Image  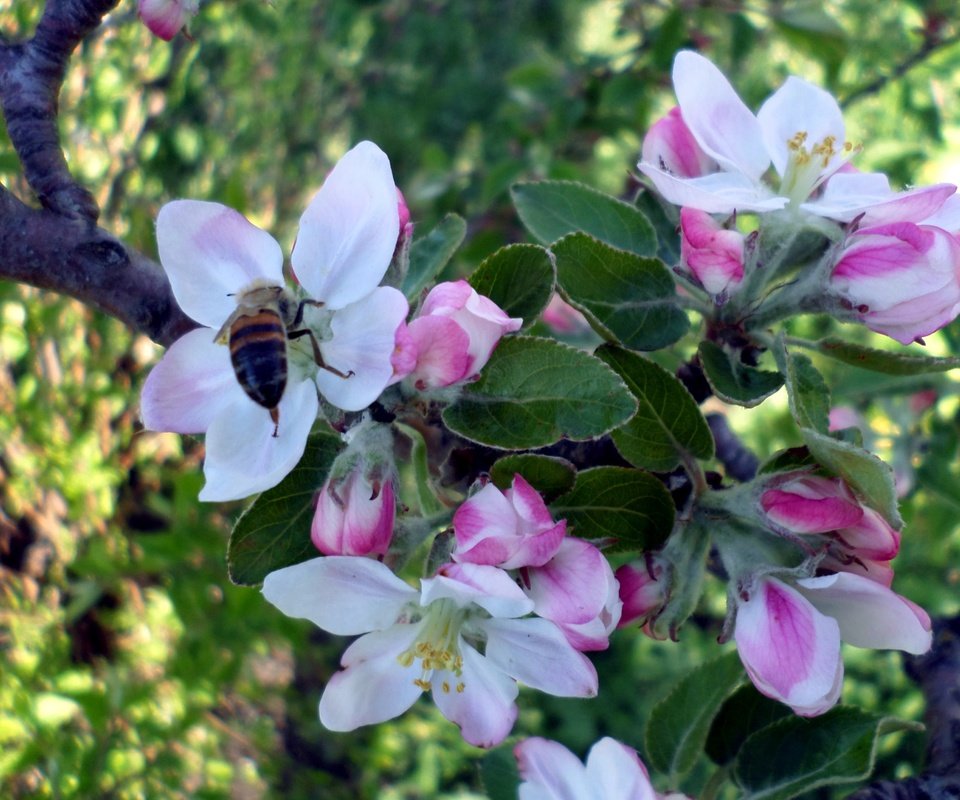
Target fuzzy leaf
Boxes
[227,429,341,586]
[442,336,637,450]
[597,344,714,472]
[489,454,577,501]
[403,213,467,301]
[511,179,657,256]
[699,341,784,408]
[705,684,792,766]
[803,337,960,375]
[468,243,555,329]
[553,233,688,351]
[550,466,675,550]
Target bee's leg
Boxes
[288,329,355,379]
[270,406,280,438]
[290,299,324,328]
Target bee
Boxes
[215,283,348,437]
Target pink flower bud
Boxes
[760,475,863,534]
[541,293,590,335]
[311,470,395,557]
[138,0,198,40]
[830,222,960,344]
[407,280,522,389]
[615,559,667,628]
[396,188,414,252]
[641,107,716,179]
[679,207,745,296]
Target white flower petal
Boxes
[587,738,657,800]
[797,573,932,654]
[422,563,534,619]
[317,287,409,411]
[757,76,845,179]
[515,737,594,800]
[292,141,400,309]
[672,50,769,180]
[198,378,318,501]
[140,328,241,433]
[483,617,597,697]
[432,639,519,748]
[157,200,284,328]
[319,625,424,731]
[262,556,417,635]
[638,163,786,215]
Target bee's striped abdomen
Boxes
[229,309,288,411]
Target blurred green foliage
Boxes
[2,0,960,797]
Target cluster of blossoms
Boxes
[141,141,519,502]
[641,50,960,344]
[731,473,931,716]
[262,474,616,747]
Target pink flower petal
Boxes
[406,315,471,389]
[641,106,717,180]
[424,563,533,619]
[156,200,284,329]
[453,482,520,564]
[516,737,594,798]
[734,578,843,716]
[291,141,400,309]
[761,475,864,533]
[527,538,610,625]
[679,207,745,295]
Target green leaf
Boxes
[511,180,657,256]
[698,341,784,408]
[442,335,637,450]
[648,516,712,640]
[403,213,467,301]
[645,651,746,782]
[775,342,831,434]
[489,454,576,501]
[468,243,555,329]
[553,233,688,351]
[705,684,792,766]
[734,708,921,800]
[227,429,341,586]
[550,466,674,550]
[480,745,520,800]
[634,188,680,265]
[802,337,960,375]
[393,422,443,516]
[800,427,902,528]
[597,344,714,472]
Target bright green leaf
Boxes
[227,429,341,586]
[403,213,467,301]
[645,651,745,781]
[550,466,674,550]
[442,336,637,450]
[553,233,688,351]
[735,708,921,800]
[511,180,657,256]
[699,341,784,408]
[468,243,555,328]
[597,344,714,472]
[490,454,576,500]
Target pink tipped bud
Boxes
[641,107,716,179]
[679,207,745,296]
[615,559,667,628]
[829,222,960,345]
[760,475,863,534]
[138,0,198,40]
[396,188,414,251]
[311,470,395,557]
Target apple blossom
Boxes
[828,221,960,345]
[138,0,198,40]
[734,573,931,716]
[616,559,667,629]
[639,51,955,220]
[140,141,408,501]
[516,736,677,800]
[679,207,745,296]
[262,557,598,747]
[403,280,522,389]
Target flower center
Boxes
[398,598,468,695]
[779,131,856,205]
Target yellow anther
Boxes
[414,678,431,691]
[441,681,451,694]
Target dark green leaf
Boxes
[648,516,712,640]
[735,708,921,800]
[393,422,443,516]
[442,336,637,450]
[550,466,674,550]
[804,337,960,375]
[699,341,784,408]
[634,188,680,266]
[597,344,714,472]
[775,343,831,434]
[490,454,576,501]
[553,233,688,351]
[511,180,657,256]
[706,684,792,766]
[645,651,745,781]
[227,429,341,586]
[480,745,520,800]
[468,243,555,329]
[403,213,467,301]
